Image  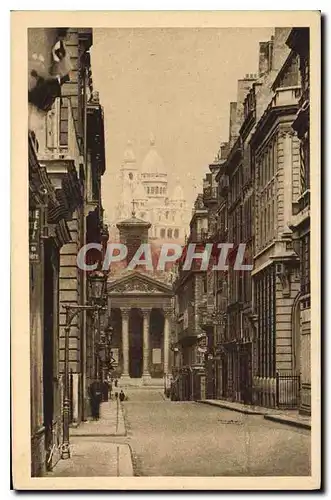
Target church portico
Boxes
[107,271,174,386]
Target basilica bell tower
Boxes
[116,203,151,266]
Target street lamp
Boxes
[61,270,108,460]
[88,270,107,304]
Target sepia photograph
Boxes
[11,10,320,490]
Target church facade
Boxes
[107,271,174,385]
[114,136,191,243]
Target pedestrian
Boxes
[119,389,125,402]
[114,391,118,400]
[114,378,118,388]
[108,378,113,399]
[102,379,109,402]
[89,380,102,420]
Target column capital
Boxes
[121,308,130,320]
[163,307,173,318]
[279,126,296,139]
[140,307,150,318]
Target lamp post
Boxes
[61,270,107,460]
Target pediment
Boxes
[107,271,173,296]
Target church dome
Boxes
[172,182,184,201]
[141,135,166,175]
[123,140,136,163]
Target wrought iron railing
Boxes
[276,373,300,409]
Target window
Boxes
[151,187,155,194]
[160,228,166,238]
[255,266,276,378]
[167,228,172,239]
[174,228,179,239]
[128,172,133,180]
[300,134,310,193]
[301,233,310,296]
[147,187,150,194]
[203,275,207,294]
[166,211,169,220]
[59,99,68,146]
[155,186,159,194]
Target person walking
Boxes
[108,378,113,400]
[102,379,109,402]
[119,389,125,402]
[89,380,102,420]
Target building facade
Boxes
[172,194,210,401]
[286,27,311,415]
[29,27,107,476]
[171,28,311,416]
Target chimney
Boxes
[220,142,229,160]
[272,27,292,71]
[229,102,238,144]
[236,76,256,125]
[259,40,273,76]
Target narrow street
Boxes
[122,389,311,477]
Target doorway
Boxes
[129,309,143,378]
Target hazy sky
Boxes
[91,27,273,224]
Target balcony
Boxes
[218,175,229,197]
[36,97,82,169]
[203,186,218,203]
[188,229,209,244]
[270,86,301,109]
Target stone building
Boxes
[286,28,311,415]
[176,28,311,414]
[250,30,303,408]
[107,212,174,386]
[114,136,191,244]
[28,28,107,476]
[172,194,210,401]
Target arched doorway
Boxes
[149,309,164,378]
[129,309,143,378]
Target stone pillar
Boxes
[121,309,130,378]
[164,312,171,375]
[142,309,151,382]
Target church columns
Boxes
[164,311,171,376]
[121,309,130,377]
[142,308,151,380]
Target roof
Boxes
[141,135,166,175]
[116,213,151,228]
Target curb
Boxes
[197,400,265,415]
[69,432,127,437]
[118,444,134,476]
[264,414,311,430]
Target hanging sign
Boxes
[29,208,41,263]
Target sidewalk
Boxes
[71,399,126,437]
[198,399,311,430]
[48,400,133,477]
[48,440,133,477]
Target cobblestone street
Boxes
[123,389,311,477]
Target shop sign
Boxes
[29,208,41,262]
